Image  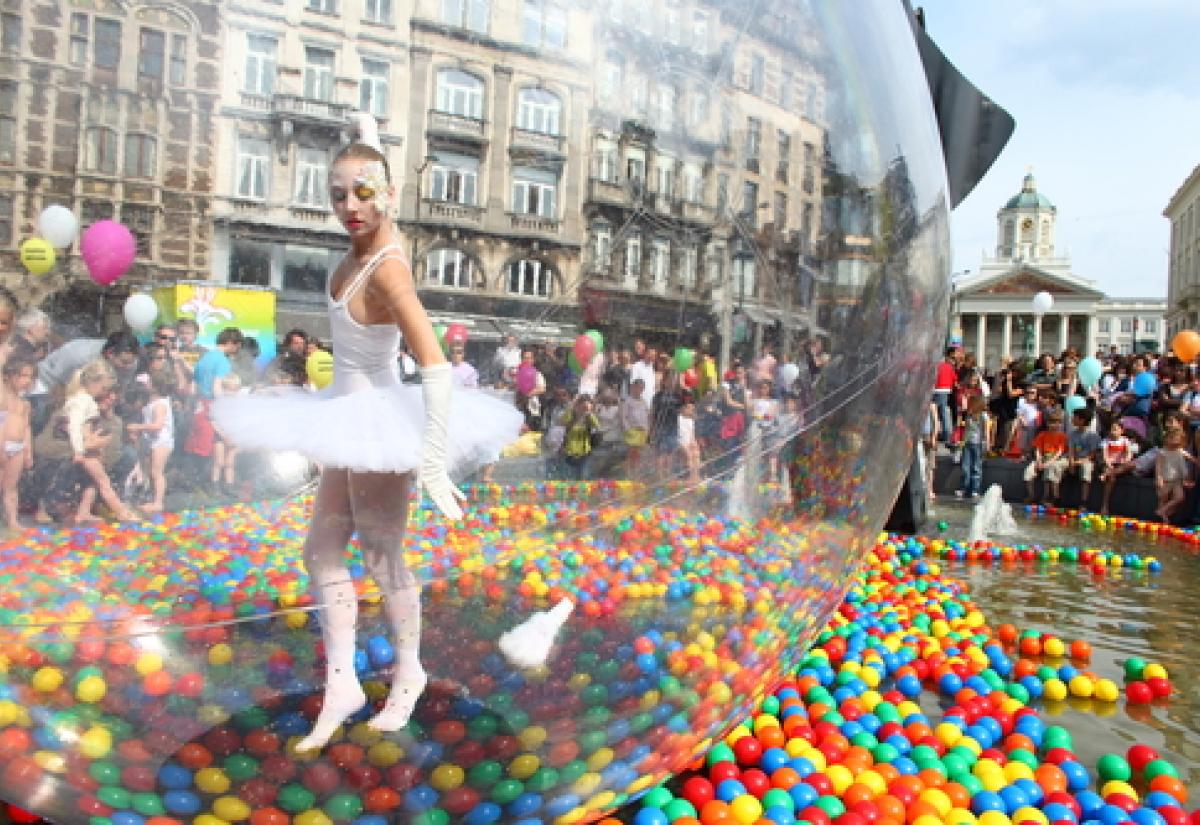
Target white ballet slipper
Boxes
[498,598,575,670]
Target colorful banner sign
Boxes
[153,282,277,361]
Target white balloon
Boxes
[779,362,801,386]
[37,204,79,248]
[123,293,159,331]
[1031,291,1054,315]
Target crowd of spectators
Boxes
[928,344,1200,522]
[0,283,825,527]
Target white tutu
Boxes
[212,384,523,476]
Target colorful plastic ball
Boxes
[1096,755,1133,783]
[1126,683,1154,705]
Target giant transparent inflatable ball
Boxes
[0,1,949,822]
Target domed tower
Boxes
[995,169,1057,262]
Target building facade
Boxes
[951,172,1165,367]
[0,0,222,329]
[1165,162,1200,339]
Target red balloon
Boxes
[573,333,595,369]
[683,367,698,388]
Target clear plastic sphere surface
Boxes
[0,0,949,822]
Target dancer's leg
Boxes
[347,471,427,732]
[295,468,364,751]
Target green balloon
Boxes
[673,347,695,372]
[586,329,604,353]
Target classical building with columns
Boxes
[950,172,1165,369]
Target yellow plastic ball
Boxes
[212,796,252,822]
[75,675,107,703]
[1012,807,1048,825]
[1101,780,1139,801]
[826,764,854,795]
[1094,679,1120,702]
[945,808,978,825]
[429,763,465,791]
[729,794,764,824]
[367,740,404,767]
[294,811,333,825]
[32,667,64,693]
[77,726,112,759]
[978,810,1012,825]
[208,643,233,666]
[1144,663,1169,680]
[913,815,944,825]
[194,767,232,795]
[1042,638,1066,657]
[509,753,541,780]
[518,725,548,751]
[1043,679,1068,702]
[134,652,164,676]
[919,788,953,817]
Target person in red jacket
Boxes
[933,347,959,446]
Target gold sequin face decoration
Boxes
[353,161,391,212]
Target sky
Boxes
[915,0,1200,298]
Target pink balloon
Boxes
[573,333,595,369]
[516,363,538,395]
[80,220,136,286]
[446,323,468,346]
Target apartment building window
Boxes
[304,48,335,101]
[592,140,617,182]
[749,53,765,95]
[95,19,121,70]
[360,59,389,118]
[124,134,157,179]
[441,0,489,33]
[625,155,644,190]
[230,238,272,287]
[706,244,723,289]
[776,131,790,183]
[591,223,612,267]
[680,245,697,289]
[307,0,337,14]
[732,253,756,300]
[740,181,758,226]
[170,34,187,85]
[1,13,21,54]
[0,195,11,246]
[624,238,641,283]
[426,248,476,289]
[435,69,484,119]
[651,238,670,290]
[294,148,329,208]
[1144,319,1157,334]
[364,0,393,24]
[655,85,675,132]
[692,11,709,52]
[235,137,270,200]
[0,82,13,165]
[683,165,702,203]
[122,204,155,258]
[511,167,556,218]
[1120,318,1133,334]
[522,0,566,50]
[516,88,561,135]
[1098,319,1110,334]
[780,69,794,110]
[284,245,335,293]
[84,127,119,174]
[244,35,278,96]
[69,14,88,66]
[138,28,165,80]
[507,259,552,298]
[801,202,813,246]
[773,192,787,230]
[745,117,761,167]
[429,153,479,205]
[655,160,674,199]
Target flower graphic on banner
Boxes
[180,286,235,332]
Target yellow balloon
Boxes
[307,349,334,389]
[20,238,56,275]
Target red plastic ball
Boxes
[682,776,716,808]
[740,768,771,798]
[1146,678,1173,699]
[1126,682,1155,704]
[1127,744,1161,772]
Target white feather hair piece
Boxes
[347,111,384,153]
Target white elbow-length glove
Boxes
[418,363,466,521]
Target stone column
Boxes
[1032,315,1043,357]
[401,46,433,223]
[1086,315,1099,359]
[976,312,988,370]
[1058,313,1069,354]
[486,66,515,215]
[1001,314,1012,361]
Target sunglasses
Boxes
[158,334,176,342]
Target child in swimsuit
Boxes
[0,358,35,529]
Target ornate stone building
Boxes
[1165,162,1200,339]
[0,0,221,328]
[951,172,1164,366]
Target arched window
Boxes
[516,87,561,135]
[124,133,157,178]
[435,69,485,119]
[426,248,478,289]
[1002,219,1015,251]
[507,258,553,298]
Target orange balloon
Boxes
[1173,330,1200,362]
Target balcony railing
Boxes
[510,126,565,154]
[587,177,626,206]
[272,94,350,124]
[508,212,561,236]
[424,200,485,226]
[681,201,715,226]
[428,109,487,140]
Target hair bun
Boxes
[347,111,383,153]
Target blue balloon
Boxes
[1064,395,1087,415]
[1079,356,1103,388]
[1133,371,1157,396]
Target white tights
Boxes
[295,471,427,752]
